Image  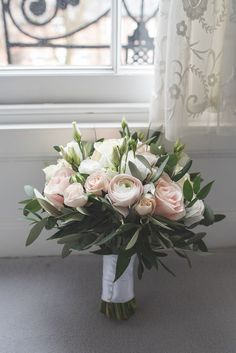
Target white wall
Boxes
[0,104,235,257]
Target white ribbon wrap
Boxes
[101,254,136,303]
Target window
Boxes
[0,0,158,104]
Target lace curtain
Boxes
[149,0,236,141]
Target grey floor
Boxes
[0,250,236,353]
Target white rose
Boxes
[184,200,205,227]
[121,151,150,180]
[79,159,102,175]
[91,139,123,168]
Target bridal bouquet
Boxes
[21,120,225,320]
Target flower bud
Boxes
[72,121,81,143]
[112,146,121,169]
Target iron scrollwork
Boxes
[1,0,158,65]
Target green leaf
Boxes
[183,179,193,201]
[76,207,90,216]
[151,156,169,183]
[91,248,113,255]
[96,224,138,246]
[186,197,198,208]
[114,254,131,282]
[57,233,82,244]
[137,260,144,280]
[214,214,226,223]
[149,216,172,230]
[158,259,176,277]
[61,212,84,223]
[197,239,208,252]
[19,199,32,205]
[45,217,57,230]
[128,161,144,181]
[26,218,47,246]
[136,154,152,171]
[203,204,215,225]
[193,175,201,194]
[172,160,192,182]
[61,244,72,258]
[24,185,35,198]
[23,199,41,215]
[197,181,214,200]
[125,228,140,250]
[53,145,61,152]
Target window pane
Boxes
[121,0,158,66]
[0,0,111,66]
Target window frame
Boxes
[0,0,155,105]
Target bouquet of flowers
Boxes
[21,120,225,320]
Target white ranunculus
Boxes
[43,159,72,182]
[79,159,102,175]
[108,174,143,207]
[121,151,150,180]
[184,200,205,227]
[91,139,123,168]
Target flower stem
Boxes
[100,298,136,320]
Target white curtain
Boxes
[149,0,236,141]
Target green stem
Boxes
[100,298,136,320]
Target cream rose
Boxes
[44,167,73,209]
[78,159,102,175]
[64,183,88,208]
[135,194,156,216]
[154,173,186,221]
[85,171,109,196]
[108,174,143,207]
[184,200,205,227]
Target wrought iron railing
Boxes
[1,0,158,65]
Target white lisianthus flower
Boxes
[184,200,205,227]
[79,159,102,175]
[121,151,151,180]
[61,141,83,164]
[91,139,123,168]
[43,159,72,182]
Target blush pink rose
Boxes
[64,183,88,208]
[84,171,109,196]
[44,167,73,209]
[135,194,156,216]
[108,174,143,207]
[154,173,186,221]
